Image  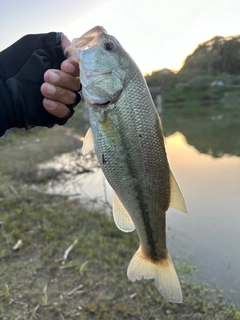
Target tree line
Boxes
[145,34,240,91]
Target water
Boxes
[166,132,240,305]
[162,103,240,305]
[41,103,240,305]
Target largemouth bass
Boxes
[66,26,187,303]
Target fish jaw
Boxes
[78,25,106,40]
[64,26,106,60]
[80,69,125,106]
[81,72,112,105]
[79,49,126,106]
[71,26,107,51]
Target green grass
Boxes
[162,86,240,104]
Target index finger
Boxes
[61,59,80,77]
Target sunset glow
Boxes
[1,0,240,74]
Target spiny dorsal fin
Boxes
[112,192,135,232]
[82,127,94,156]
[169,171,187,213]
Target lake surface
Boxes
[166,132,240,305]
[42,103,240,306]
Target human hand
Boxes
[40,35,81,118]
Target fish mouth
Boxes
[72,26,107,52]
[82,87,112,107]
[81,71,113,106]
[64,26,107,58]
[94,100,111,107]
[80,26,106,39]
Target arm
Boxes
[0,32,80,137]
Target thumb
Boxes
[61,34,71,53]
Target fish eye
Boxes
[103,41,114,51]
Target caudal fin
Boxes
[127,247,182,303]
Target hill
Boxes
[181,35,240,76]
[145,34,240,103]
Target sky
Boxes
[1,0,240,74]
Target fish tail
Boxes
[127,246,182,303]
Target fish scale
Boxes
[66,25,187,303]
[88,75,169,245]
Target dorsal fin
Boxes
[82,127,94,156]
[112,192,135,232]
[169,171,187,213]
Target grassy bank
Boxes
[0,110,240,319]
[161,86,240,105]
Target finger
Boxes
[61,59,79,77]
[43,98,71,118]
[43,69,80,91]
[41,83,77,105]
[61,34,71,52]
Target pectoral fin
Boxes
[112,192,135,232]
[169,171,187,213]
[82,127,94,156]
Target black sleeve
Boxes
[0,32,75,137]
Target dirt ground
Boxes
[0,109,240,320]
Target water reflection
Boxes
[161,103,240,157]
[165,131,240,306]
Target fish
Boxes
[65,26,187,303]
